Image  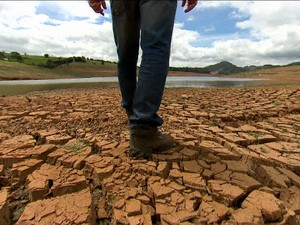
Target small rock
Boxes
[27,163,88,201]
[157,162,170,179]
[280,186,300,214]
[16,189,94,224]
[11,159,43,183]
[126,199,142,216]
[208,180,245,206]
[149,182,174,199]
[198,195,230,224]
[231,206,263,224]
[181,160,202,173]
[182,172,206,191]
[242,190,285,222]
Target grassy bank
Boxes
[0,59,118,80]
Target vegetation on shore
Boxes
[0,51,117,80]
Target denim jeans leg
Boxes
[129,0,177,128]
[111,0,140,113]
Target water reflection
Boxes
[0,76,261,96]
[165,76,258,88]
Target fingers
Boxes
[100,0,107,10]
[88,0,106,16]
[182,0,187,7]
[184,0,198,13]
[99,9,104,16]
[94,4,104,15]
[98,6,105,16]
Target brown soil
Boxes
[228,65,300,86]
[0,86,300,224]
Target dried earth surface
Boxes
[0,86,300,224]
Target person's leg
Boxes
[111,0,140,114]
[129,0,177,159]
[129,0,177,128]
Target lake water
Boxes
[0,76,262,96]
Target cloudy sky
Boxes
[0,1,300,67]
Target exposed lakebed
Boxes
[0,86,299,224]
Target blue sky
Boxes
[177,4,253,48]
[179,6,247,36]
[0,1,300,67]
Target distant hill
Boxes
[204,61,246,75]
[170,61,300,75]
[169,61,248,75]
[287,62,300,66]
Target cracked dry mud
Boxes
[0,86,300,225]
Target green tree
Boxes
[10,52,22,61]
[0,51,5,59]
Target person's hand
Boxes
[88,0,107,16]
[182,0,198,13]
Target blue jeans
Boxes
[111,0,177,128]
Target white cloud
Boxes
[0,1,116,61]
[0,1,300,68]
[204,26,215,33]
[197,1,232,10]
[187,15,195,22]
[173,1,300,67]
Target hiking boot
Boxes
[129,127,174,159]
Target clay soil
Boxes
[0,85,300,225]
[228,65,300,87]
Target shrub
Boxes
[73,56,86,62]
[45,57,74,68]
[10,52,23,61]
[0,51,5,59]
